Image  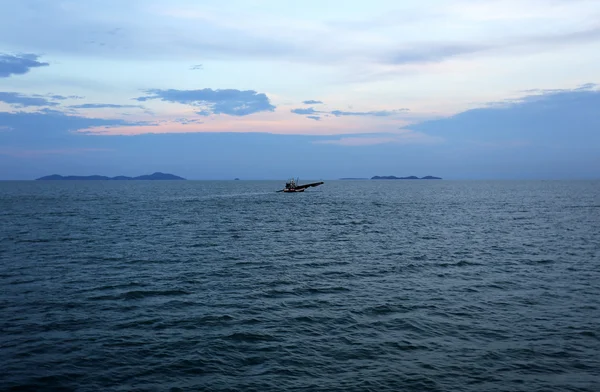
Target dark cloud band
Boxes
[0,92,58,107]
[135,88,276,116]
[0,54,49,78]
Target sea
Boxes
[1,180,599,391]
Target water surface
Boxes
[1,180,599,391]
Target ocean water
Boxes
[1,180,599,391]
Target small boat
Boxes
[277,177,324,193]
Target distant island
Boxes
[371,175,442,180]
[36,172,186,180]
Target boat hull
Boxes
[277,179,323,193]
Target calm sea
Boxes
[1,180,599,391]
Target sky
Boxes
[1,0,599,180]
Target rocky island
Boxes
[36,172,186,180]
[371,175,442,180]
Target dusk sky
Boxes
[1,0,599,179]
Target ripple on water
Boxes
[1,180,599,391]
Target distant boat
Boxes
[277,177,324,193]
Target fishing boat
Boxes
[277,177,324,193]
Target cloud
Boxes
[303,100,323,104]
[0,2,306,63]
[314,132,443,146]
[407,84,600,146]
[387,43,488,65]
[307,116,321,121]
[575,83,598,91]
[291,107,318,115]
[174,118,204,125]
[327,7,439,31]
[510,82,598,103]
[47,94,84,100]
[0,53,49,78]
[69,103,143,109]
[0,110,145,140]
[385,26,600,65]
[330,109,409,117]
[0,147,113,158]
[190,64,203,70]
[135,88,276,116]
[291,106,411,117]
[1,2,598,72]
[0,92,59,107]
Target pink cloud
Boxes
[75,109,429,136]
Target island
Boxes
[371,175,442,180]
[36,172,186,180]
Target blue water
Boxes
[1,180,599,391]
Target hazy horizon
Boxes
[5,174,600,181]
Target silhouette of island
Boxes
[36,172,186,180]
[371,175,442,180]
